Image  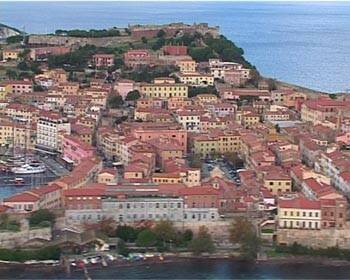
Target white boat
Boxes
[11,163,46,174]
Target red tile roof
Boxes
[278,197,321,210]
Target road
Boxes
[39,156,69,177]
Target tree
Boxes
[6,69,18,80]
[152,37,166,51]
[329,93,337,100]
[153,220,176,244]
[117,240,129,257]
[108,95,124,108]
[28,209,55,227]
[229,217,261,260]
[188,86,218,98]
[267,78,277,91]
[189,226,215,255]
[114,57,124,69]
[141,37,148,44]
[274,124,281,133]
[189,153,203,168]
[126,90,141,101]
[136,229,157,247]
[189,47,215,62]
[6,35,23,44]
[157,29,166,38]
[174,229,194,247]
[18,49,30,61]
[224,152,243,168]
[116,225,139,242]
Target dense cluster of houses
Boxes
[1,24,350,247]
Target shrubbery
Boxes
[276,242,350,261]
[55,28,121,38]
[0,246,61,262]
[28,209,55,228]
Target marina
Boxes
[0,170,58,199]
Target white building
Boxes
[65,196,219,225]
[36,112,70,154]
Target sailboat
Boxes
[9,120,47,175]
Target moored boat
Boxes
[11,163,46,174]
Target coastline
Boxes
[1,253,350,275]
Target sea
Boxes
[2,1,350,93]
[3,259,350,279]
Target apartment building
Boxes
[92,53,115,68]
[139,78,188,99]
[278,197,321,230]
[177,59,196,73]
[192,130,241,158]
[124,49,151,68]
[36,112,71,153]
[177,72,214,87]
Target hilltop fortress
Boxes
[27,22,220,48]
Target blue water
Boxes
[2,1,350,92]
[0,171,57,199]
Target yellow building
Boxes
[195,94,218,104]
[278,197,321,230]
[178,72,214,87]
[152,173,182,184]
[177,59,196,73]
[264,172,292,195]
[193,130,241,158]
[0,119,35,149]
[140,81,188,99]
[241,112,260,128]
[2,49,21,60]
[0,83,12,100]
[300,98,345,125]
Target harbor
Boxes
[0,170,58,199]
[0,153,69,199]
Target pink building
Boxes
[5,80,33,94]
[62,134,95,165]
[30,46,70,61]
[163,45,188,56]
[114,79,135,100]
[336,132,350,145]
[124,49,151,68]
[92,54,115,68]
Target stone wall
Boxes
[277,224,350,249]
[0,227,52,249]
[28,35,135,48]
[174,220,231,241]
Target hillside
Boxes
[0,23,22,41]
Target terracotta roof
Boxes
[4,192,39,203]
[179,187,219,196]
[278,197,321,210]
